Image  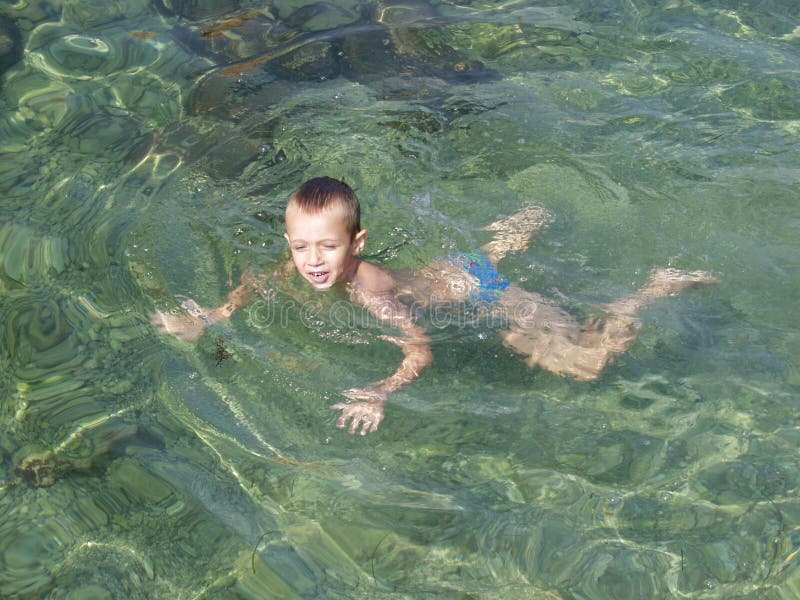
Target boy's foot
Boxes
[480,203,553,233]
[480,203,553,263]
[605,268,718,316]
[644,268,719,298]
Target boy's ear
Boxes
[352,229,367,254]
[283,232,290,244]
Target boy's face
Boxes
[284,202,367,290]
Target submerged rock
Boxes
[169,8,288,64]
[157,112,283,179]
[154,0,241,20]
[169,3,359,68]
[282,1,363,31]
[172,0,500,183]
[339,23,498,101]
[269,40,339,81]
[13,422,142,487]
[341,0,499,87]
[186,1,499,114]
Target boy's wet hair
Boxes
[289,177,361,239]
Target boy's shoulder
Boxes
[352,259,395,296]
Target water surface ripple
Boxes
[1,0,798,598]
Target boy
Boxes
[151,177,715,435]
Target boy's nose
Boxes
[308,248,323,265]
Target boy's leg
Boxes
[497,286,616,382]
[498,296,638,382]
[498,268,716,381]
[479,204,553,264]
[602,268,718,316]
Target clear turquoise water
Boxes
[1,1,799,598]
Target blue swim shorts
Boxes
[448,251,510,302]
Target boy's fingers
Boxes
[330,406,357,431]
[330,404,349,429]
[359,412,382,435]
[330,403,381,435]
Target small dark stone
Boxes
[15,455,62,487]
[214,338,232,366]
[442,59,500,83]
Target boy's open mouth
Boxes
[308,271,330,284]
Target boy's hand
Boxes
[330,389,387,436]
[150,299,213,343]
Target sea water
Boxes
[0,0,798,598]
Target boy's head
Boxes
[284,177,368,290]
[287,177,361,240]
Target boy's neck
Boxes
[342,257,361,285]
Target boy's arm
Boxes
[374,320,433,394]
[151,261,293,342]
[330,293,433,435]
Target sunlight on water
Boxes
[1,0,799,598]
